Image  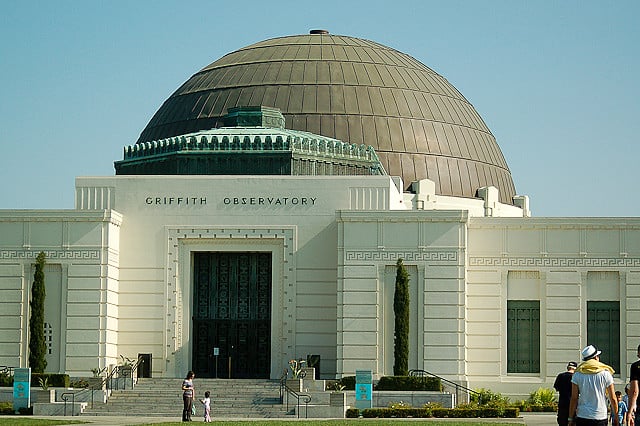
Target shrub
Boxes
[31,373,70,388]
[0,372,13,387]
[363,407,433,418]
[338,376,356,390]
[346,405,518,419]
[38,376,49,391]
[70,379,89,389]
[0,401,14,415]
[345,408,360,418]
[341,374,441,392]
[511,388,557,412]
[388,400,411,409]
[470,388,511,407]
[433,407,519,418]
[424,402,443,410]
[376,375,442,391]
[325,380,346,391]
[18,406,33,415]
[433,407,479,418]
[527,387,557,411]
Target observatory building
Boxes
[1,31,638,398]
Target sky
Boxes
[0,1,638,216]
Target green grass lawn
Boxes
[134,421,523,426]
[0,420,524,426]
[0,419,86,425]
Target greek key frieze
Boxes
[0,250,100,260]
[345,250,458,262]
[469,257,640,267]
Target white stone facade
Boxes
[1,175,638,399]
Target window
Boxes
[507,300,540,373]
[44,322,53,355]
[587,301,620,373]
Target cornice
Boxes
[470,217,640,230]
[337,210,469,223]
[0,210,122,226]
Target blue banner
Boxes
[355,369,372,409]
[13,368,31,413]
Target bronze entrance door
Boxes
[192,252,272,378]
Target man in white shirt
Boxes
[568,345,618,426]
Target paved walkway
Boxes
[1,412,556,425]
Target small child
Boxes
[613,390,627,426]
[200,390,211,422]
[623,383,630,409]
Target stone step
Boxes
[80,378,293,418]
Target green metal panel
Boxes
[115,108,386,177]
[587,301,620,373]
[507,300,540,374]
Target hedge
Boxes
[338,376,356,390]
[375,375,442,391]
[347,407,520,419]
[31,373,70,388]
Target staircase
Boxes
[82,378,292,418]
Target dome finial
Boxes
[309,29,329,35]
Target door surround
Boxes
[165,226,296,378]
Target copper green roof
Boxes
[134,32,516,203]
[116,107,384,176]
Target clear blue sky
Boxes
[1,1,638,216]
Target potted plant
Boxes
[118,355,136,378]
[329,382,346,407]
[33,376,56,403]
[88,367,107,389]
[286,359,306,392]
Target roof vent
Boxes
[309,29,329,35]
[223,106,285,129]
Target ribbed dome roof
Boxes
[137,32,516,203]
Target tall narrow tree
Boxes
[29,251,47,373]
[393,258,410,376]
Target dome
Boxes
[136,32,516,203]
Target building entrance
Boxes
[192,252,272,378]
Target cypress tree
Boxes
[393,258,410,376]
[29,251,47,373]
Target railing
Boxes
[107,355,144,391]
[0,366,14,376]
[409,369,480,405]
[278,370,288,404]
[61,392,76,416]
[83,355,145,409]
[1,360,144,416]
[279,370,311,418]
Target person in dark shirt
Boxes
[554,361,578,426]
[628,345,640,426]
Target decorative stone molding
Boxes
[345,250,458,263]
[0,250,100,260]
[469,256,640,267]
